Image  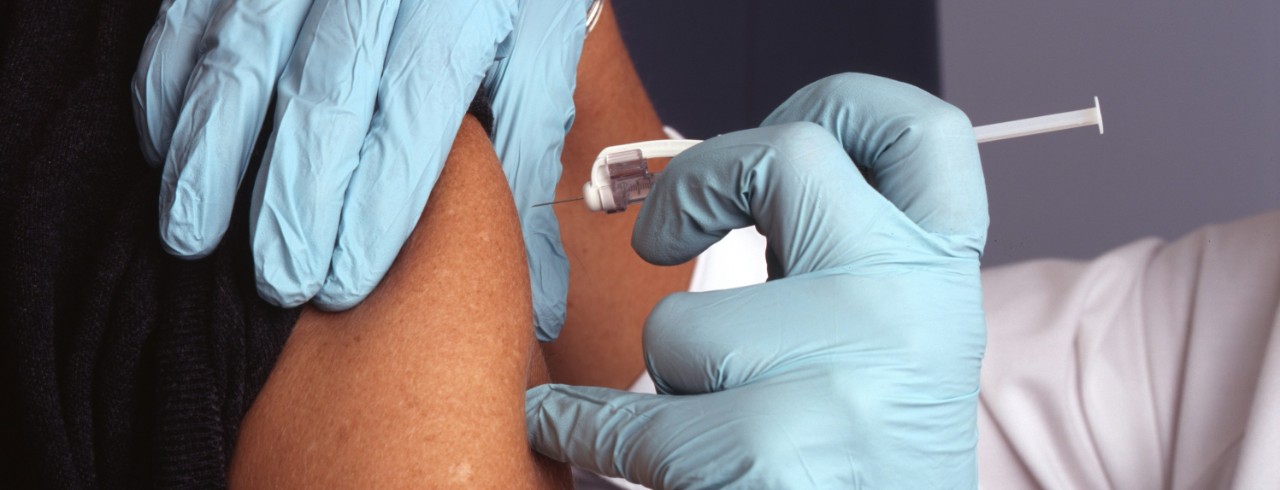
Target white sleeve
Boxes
[978,211,1280,489]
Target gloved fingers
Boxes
[158,0,312,259]
[526,384,698,488]
[633,122,900,277]
[132,0,223,166]
[483,0,590,340]
[309,0,516,310]
[762,73,988,257]
[642,282,829,395]
[517,209,569,342]
[247,0,403,307]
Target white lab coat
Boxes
[602,210,1280,489]
[978,210,1280,488]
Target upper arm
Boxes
[228,116,568,488]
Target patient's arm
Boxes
[230,3,691,483]
[229,116,569,488]
[545,0,697,389]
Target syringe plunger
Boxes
[973,96,1103,143]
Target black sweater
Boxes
[2,0,300,487]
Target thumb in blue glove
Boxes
[525,73,989,488]
[482,0,589,341]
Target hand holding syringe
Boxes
[536,97,1103,212]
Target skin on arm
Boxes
[228,116,570,488]
[545,0,696,390]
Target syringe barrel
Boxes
[600,150,658,213]
[607,173,657,213]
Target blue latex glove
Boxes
[525,74,989,488]
[133,0,585,338]
[481,0,585,340]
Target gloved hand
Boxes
[525,73,989,488]
[133,0,585,339]
[481,0,585,340]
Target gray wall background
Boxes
[940,2,1280,266]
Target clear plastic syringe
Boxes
[540,97,1104,213]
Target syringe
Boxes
[537,97,1103,213]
